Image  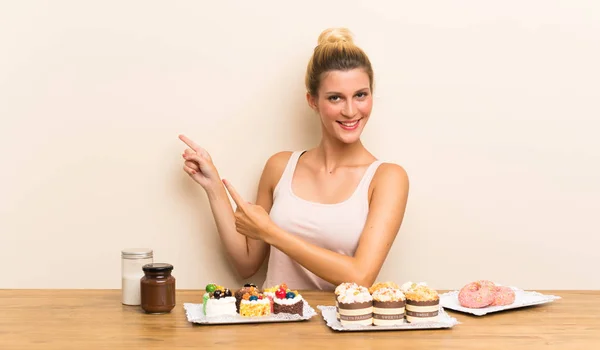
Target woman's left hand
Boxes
[222,179,276,242]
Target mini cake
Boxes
[239,291,271,317]
[202,283,236,317]
[404,285,440,323]
[372,287,406,326]
[369,281,400,295]
[264,282,289,313]
[334,282,358,321]
[400,281,427,294]
[272,287,303,316]
[337,286,373,326]
[234,283,258,313]
[263,282,287,297]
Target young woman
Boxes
[180,28,409,291]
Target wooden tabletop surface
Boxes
[1,289,598,349]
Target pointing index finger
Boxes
[222,179,246,209]
[178,134,200,152]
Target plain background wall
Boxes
[1,1,599,290]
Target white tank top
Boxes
[263,150,383,291]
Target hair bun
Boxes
[317,27,354,46]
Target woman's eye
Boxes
[356,92,368,98]
[328,96,340,102]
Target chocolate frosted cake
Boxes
[372,287,406,326]
[337,286,373,326]
[273,294,303,316]
[404,285,440,323]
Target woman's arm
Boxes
[234,152,291,277]
[180,135,287,278]
[224,163,409,287]
[202,183,268,279]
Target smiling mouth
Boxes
[336,118,362,130]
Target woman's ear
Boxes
[306,92,318,112]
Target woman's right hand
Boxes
[178,134,221,190]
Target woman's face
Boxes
[308,68,373,145]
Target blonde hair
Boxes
[305,28,374,96]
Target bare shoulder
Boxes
[258,151,294,193]
[374,163,409,185]
[369,163,409,198]
[263,151,293,176]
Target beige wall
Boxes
[1,1,599,290]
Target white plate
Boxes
[184,300,317,325]
[439,287,561,316]
[317,305,459,332]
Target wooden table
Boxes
[1,290,598,349]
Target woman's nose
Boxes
[341,101,356,118]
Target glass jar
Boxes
[140,263,176,314]
[121,248,153,305]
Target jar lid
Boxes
[121,248,153,259]
[143,263,173,272]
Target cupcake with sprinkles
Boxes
[337,286,373,326]
[369,281,400,295]
[372,287,406,326]
[334,282,358,321]
[404,284,440,323]
[400,281,427,294]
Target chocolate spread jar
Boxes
[140,263,176,314]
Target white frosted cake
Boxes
[203,296,236,317]
[202,284,236,317]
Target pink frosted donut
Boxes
[490,286,515,306]
[476,280,496,289]
[458,281,496,308]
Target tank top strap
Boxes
[273,150,305,199]
[354,160,384,195]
